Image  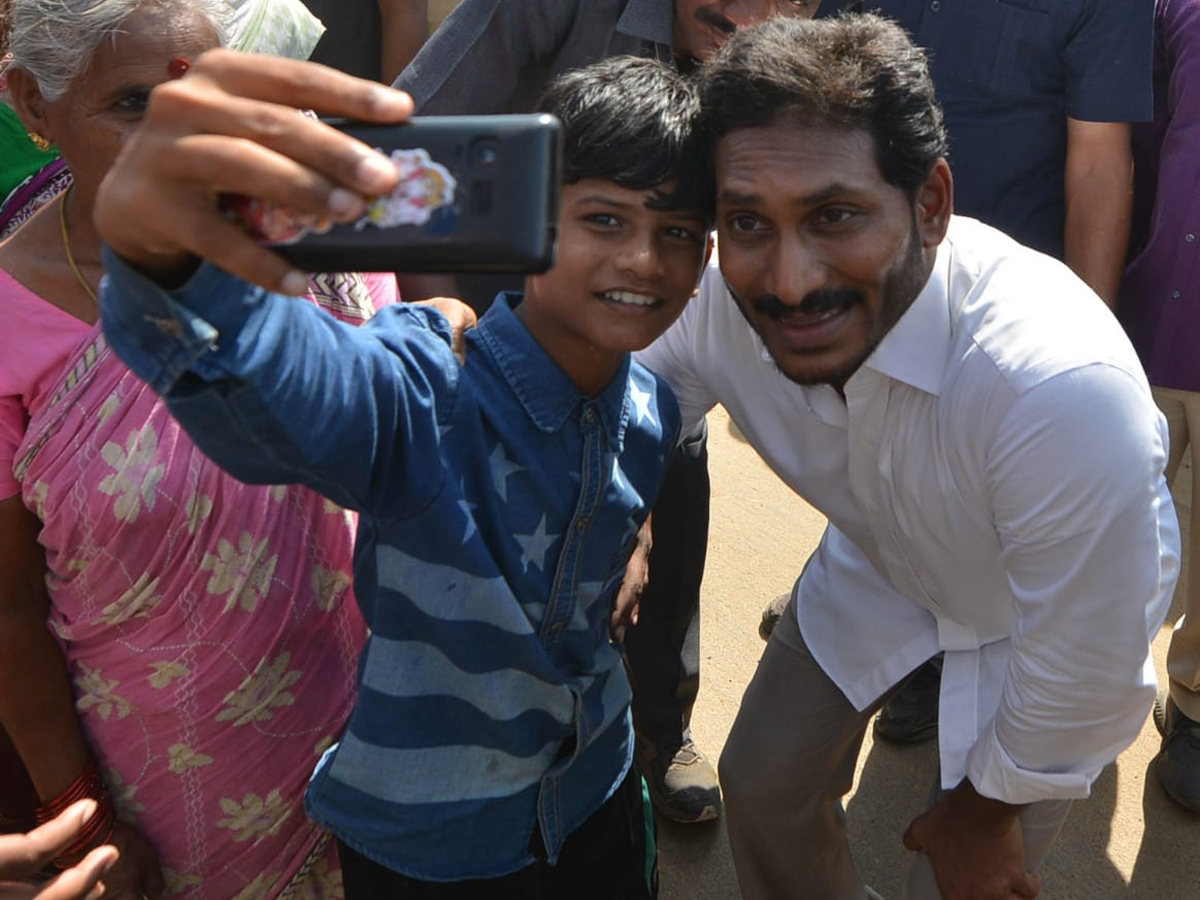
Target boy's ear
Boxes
[693,233,715,297]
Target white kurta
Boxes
[637,216,1179,803]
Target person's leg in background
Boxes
[625,419,720,824]
[1153,385,1200,812]
[873,654,942,745]
[720,590,889,900]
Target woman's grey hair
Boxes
[7,0,233,101]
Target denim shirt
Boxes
[99,256,680,880]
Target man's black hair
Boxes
[537,56,713,223]
[698,14,948,197]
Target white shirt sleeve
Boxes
[965,362,1178,803]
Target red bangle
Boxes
[35,760,117,864]
[36,760,106,822]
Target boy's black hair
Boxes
[536,56,713,224]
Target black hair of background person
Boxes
[300,0,382,80]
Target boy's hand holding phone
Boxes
[94,49,410,295]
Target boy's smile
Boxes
[517,178,711,396]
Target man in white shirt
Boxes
[636,15,1180,900]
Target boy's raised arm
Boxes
[96,50,456,515]
[94,49,411,294]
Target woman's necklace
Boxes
[59,187,98,304]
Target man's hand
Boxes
[0,801,117,900]
[903,780,1040,900]
[611,516,652,643]
[94,49,413,295]
[412,297,477,364]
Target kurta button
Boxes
[930,0,940,10]
[1173,290,1182,299]
[583,408,596,423]
[1187,233,1196,242]
[575,518,589,533]
[549,621,564,632]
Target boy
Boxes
[96,54,712,899]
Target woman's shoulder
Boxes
[0,263,90,395]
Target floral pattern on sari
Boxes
[6,272,394,899]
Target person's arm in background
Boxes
[0,499,163,900]
[1120,0,1200,320]
[1063,118,1134,309]
[1060,0,1154,309]
[390,0,579,301]
[0,500,92,835]
[392,0,578,112]
[378,0,428,85]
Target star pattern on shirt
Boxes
[489,443,523,502]
[457,480,478,544]
[629,381,655,427]
[607,451,626,494]
[515,515,560,573]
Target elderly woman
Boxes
[0,0,324,237]
[0,0,393,897]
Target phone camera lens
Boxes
[472,139,500,168]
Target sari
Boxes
[3,270,396,899]
[0,156,71,241]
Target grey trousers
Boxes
[719,594,1071,900]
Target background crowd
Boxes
[0,1,1197,900]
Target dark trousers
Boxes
[624,419,710,751]
[336,770,657,900]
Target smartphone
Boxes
[223,114,562,274]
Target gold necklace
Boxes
[59,187,98,304]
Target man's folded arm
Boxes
[967,364,1178,803]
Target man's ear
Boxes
[915,157,953,248]
[692,232,715,297]
[5,68,53,145]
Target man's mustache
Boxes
[750,287,865,318]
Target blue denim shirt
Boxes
[99,255,680,881]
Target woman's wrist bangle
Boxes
[35,759,118,864]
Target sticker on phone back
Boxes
[358,149,457,229]
[222,147,457,245]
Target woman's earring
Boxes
[27,132,52,152]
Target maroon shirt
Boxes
[1122,0,1200,393]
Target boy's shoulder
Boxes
[627,357,681,445]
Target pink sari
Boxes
[7,271,396,899]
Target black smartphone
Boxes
[223,114,561,274]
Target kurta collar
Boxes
[859,238,954,397]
